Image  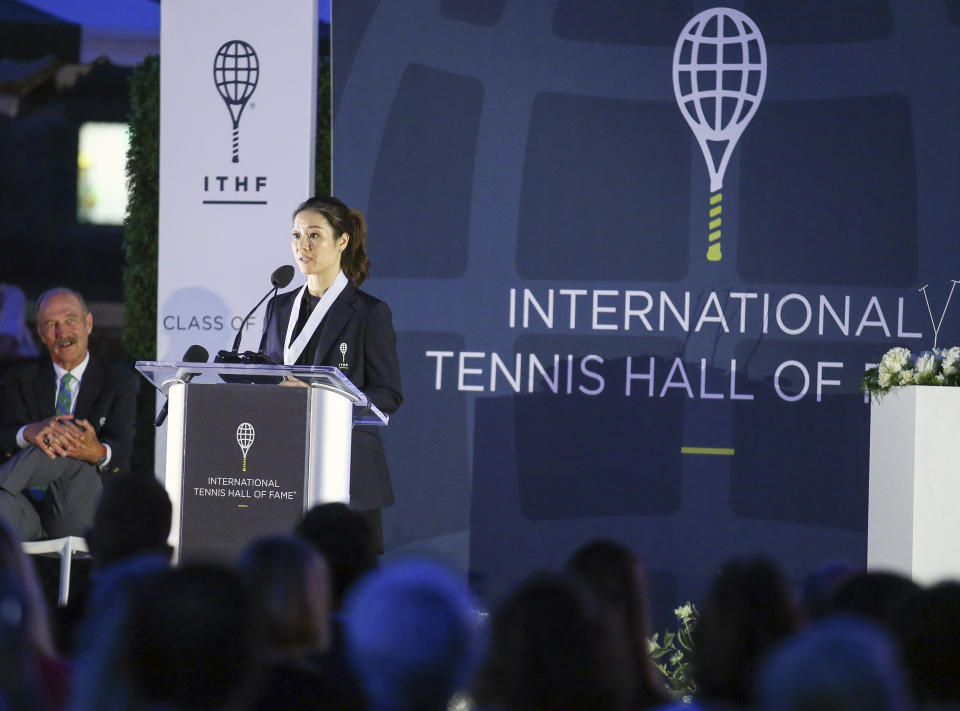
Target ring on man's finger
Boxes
[43,436,51,446]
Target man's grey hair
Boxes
[35,287,89,320]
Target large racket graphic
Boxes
[673,8,766,262]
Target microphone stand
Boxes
[216,264,294,365]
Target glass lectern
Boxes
[136,361,387,561]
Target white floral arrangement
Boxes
[863,346,960,398]
[649,602,698,699]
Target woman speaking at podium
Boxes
[261,196,402,548]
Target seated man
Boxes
[0,287,138,541]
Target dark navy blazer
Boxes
[261,282,402,510]
[0,355,139,473]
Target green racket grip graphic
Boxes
[707,191,722,261]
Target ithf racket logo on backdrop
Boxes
[204,40,267,205]
[673,8,766,262]
[213,40,260,164]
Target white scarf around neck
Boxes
[283,271,349,365]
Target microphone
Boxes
[217,264,294,364]
[155,344,209,427]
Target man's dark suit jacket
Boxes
[261,282,402,511]
[0,355,139,473]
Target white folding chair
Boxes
[22,535,90,605]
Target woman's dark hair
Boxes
[888,581,960,707]
[293,196,370,285]
[128,564,257,710]
[829,570,920,623]
[692,557,799,707]
[473,573,629,711]
[567,540,668,710]
[295,502,377,611]
[238,535,330,656]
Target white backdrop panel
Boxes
[158,0,318,361]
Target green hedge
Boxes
[316,55,331,196]
[123,55,160,473]
[123,55,159,363]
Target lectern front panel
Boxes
[179,383,309,561]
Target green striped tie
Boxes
[56,372,75,415]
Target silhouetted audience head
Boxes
[0,571,46,710]
[888,581,960,708]
[86,472,173,569]
[759,616,913,711]
[692,557,799,708]
[799,560,859,620]
[238,535,331,658]
[829,570,920,623]
[0,522,62,711]
[0,283,38,359]
[344,559,480,711]
[126,563,257,710]
[296,502,378,611]
[0,519,53,657]
[474,572,627,711]
[567,539,668,709]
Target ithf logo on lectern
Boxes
[673,8,766,262]
[213,40,260,164]
[236,422,255,472]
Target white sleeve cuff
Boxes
[99,443,113,470]
[16,426,28,449]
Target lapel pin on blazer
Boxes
[338,342,349,369]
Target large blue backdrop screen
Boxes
[331,0,960,623]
